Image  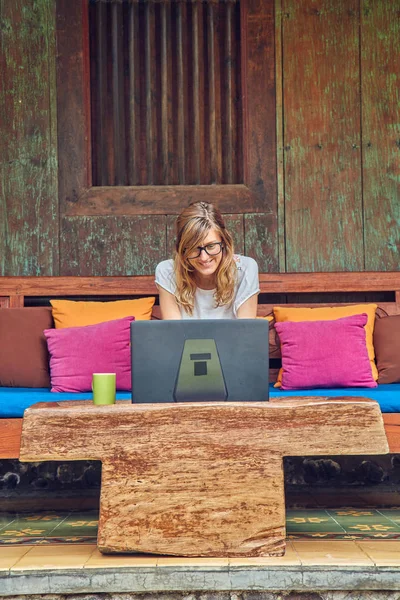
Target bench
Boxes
[1,272,400,459]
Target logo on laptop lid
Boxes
[174,339,227,402]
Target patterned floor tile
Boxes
[327,508,400,536]
[50,512,99,537]
[286,509,345,534]
[0,515,18,533]
[2,507,400,546]
[378,508,400,526]
[0,512,69,539]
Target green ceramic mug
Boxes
[92,373,116,405]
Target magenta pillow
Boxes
[44,316,134,392]
[274,314,377,390]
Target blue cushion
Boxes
[1,384,400,418]
[269,383,400,414]
[0,388,132,418]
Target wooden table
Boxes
[19,397,389,557]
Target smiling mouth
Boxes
[198,260,214,267]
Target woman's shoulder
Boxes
[155,258,174,276]
[233,254,259,275]
[155,259,176,291]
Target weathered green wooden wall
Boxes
[0,0,398,276]
[361,0,400,271]
[0,0,58,275]
[278,0,399,272]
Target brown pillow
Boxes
[0,307,54,388]
[373,314,400,384]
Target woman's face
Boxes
[187,227,223,281]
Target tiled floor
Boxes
[2,507,400,594]
[1,508,400,546]
[1,540,400,571]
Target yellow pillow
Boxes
[273,304,378,386]
[51,298,155,329]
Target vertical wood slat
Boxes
[176,0,186,184]
[191,0,201,184]
[233,1,242,183]
[161,0,169,184]
[241,0,278,270]
[166,2,176,185]
[225,0,234,183]
[95,1,106,185]
[240,0,249,183]
[214,1,222,184]
[275,0,286,272]
[208,0,217,184]
[111,1,126,185]
[145,0,154,184]
[128,0,138,185]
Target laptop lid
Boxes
[130,319,269,403]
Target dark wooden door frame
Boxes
[56,0,277,216]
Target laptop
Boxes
[130,319,269,403]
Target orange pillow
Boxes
[273,304,378,386]
[50,298,155,329]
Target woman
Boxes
[155,202,259,319]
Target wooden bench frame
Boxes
[1,272,400,458]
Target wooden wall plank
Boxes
[244,213,279,273]
[283,0,364,272]
[361,0,400,271]
[0,0,58,275]
[56,0,89,211]
[243,0,278,216]
[275,0,286,272]
[60,216,166,276]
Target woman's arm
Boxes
[236,293,258,319]
[157,286,182,320]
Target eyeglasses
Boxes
[186,242,224,259]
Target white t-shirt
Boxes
[155,255,260,319]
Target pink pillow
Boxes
[44,317,134,392]
[274,314,377,390]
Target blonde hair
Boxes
[174,202,237,315]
